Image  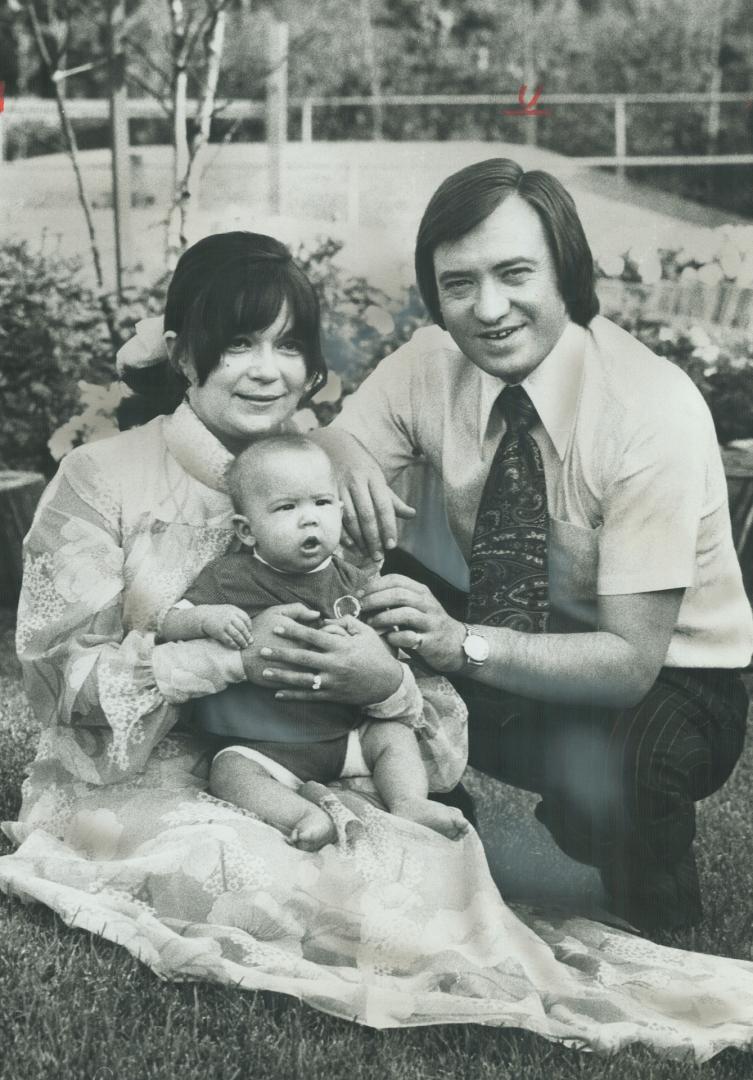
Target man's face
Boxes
[433,194,570,384]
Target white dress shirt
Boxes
[335,316,753,669]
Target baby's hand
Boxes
[199,605,253,648]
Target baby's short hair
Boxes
[226,433,332,513]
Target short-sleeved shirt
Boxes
[334,316,753,669]
[184,552,371,742]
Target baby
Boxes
[161,434,468,850]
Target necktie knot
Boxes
[500,385,538,434]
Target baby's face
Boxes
[234,448,343,573]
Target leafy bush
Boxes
[0,241,170,475]
[0,242,115,475]
[613,318,753,444]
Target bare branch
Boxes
[200,113,241,178]
[189,6,226,157]
[22,0,118,343]
[52,56,109,82]
[167,0,190,68]
[183,0,232,66]
[125,69,173,115]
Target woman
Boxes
[3,231,753,1060]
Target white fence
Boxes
[4,92,753,176]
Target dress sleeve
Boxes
[16,447,245,779]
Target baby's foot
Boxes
[287,804,336,852]
[390,797,469,840]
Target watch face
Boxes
[464,632,489,663]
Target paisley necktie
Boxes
[466,384,550,631]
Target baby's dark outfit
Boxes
[184,551,374,782]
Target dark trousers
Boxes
[385,549,749,928]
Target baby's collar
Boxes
[253,550,334,575]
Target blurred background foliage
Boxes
[1,0,751,216]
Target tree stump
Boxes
[0,471,46,608]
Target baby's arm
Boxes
[161,603,253,649]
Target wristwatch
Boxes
[461,624,490,667]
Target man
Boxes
[315,157,753,933]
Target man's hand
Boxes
[358,573,466,674]
[199,604,253,649]
[240,604,322,683]
[244,609,403,705]
[311,428,416,561]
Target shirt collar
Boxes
[253,550,334,575]
[477,321,586,461]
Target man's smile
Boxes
[478,325,524,342]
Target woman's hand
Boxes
[358,574,467,674]
[244,607,404,705]
[311,429,415,561]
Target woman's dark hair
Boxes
[119,232,326,427]
[414,158,600,329]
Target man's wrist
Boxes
[457,623,490,673]
[435,618,472,675]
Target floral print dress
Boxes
[3,402,753,1061]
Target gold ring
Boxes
[311,673,322,691]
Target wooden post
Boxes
[266,19,288,215]
[108,0,131,294]
[301,97,313,143]
[614,96,627,182]
[359,0,383,139]
[522,0,536,147]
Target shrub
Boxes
[0,241,116,475]
[0,241,170,474]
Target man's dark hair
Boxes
[415,158,600,329]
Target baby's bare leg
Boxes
[209,751,336,852]
[360,723,468,839]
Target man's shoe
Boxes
[601,848,703,934]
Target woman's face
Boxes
[179,304,310,452]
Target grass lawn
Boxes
[1,605,753,1080]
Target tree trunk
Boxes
[0,472,45,607]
